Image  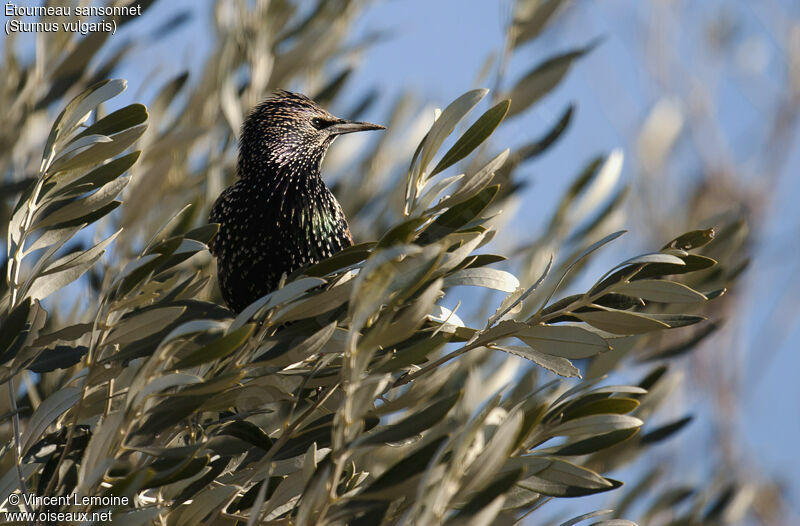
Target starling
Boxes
[209,90,385,312]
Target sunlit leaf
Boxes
[575,309,670,334]
[517,324,610,359]
[418,88,488,180]
[34,177,130,229]
[443,267,520,292]
[493,345,580,378]
[430,99,510,176]
[548,414,643,438]
[610,279,707,303]
[433,149,509,212]
[25,230,121,301]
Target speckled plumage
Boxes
[210,90,384,312]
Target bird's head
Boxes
[239,90,384,177]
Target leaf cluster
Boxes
[0,1,754,525]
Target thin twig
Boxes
[38,293,111,522]
[243,383,341,523]
[5,174,46,515]
[392,340,482,388]
[7,380,33,515]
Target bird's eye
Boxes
[311,117,333,130]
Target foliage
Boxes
[0,1,755,525]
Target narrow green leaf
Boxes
[254,321,337,366]
[562,398,640,420]
[517,324,610,359]
[55,134,112,160]
[575,309,670,335]
[59,79,127,142]
[430,99,510,176]
[173,324,255,369]
[639,322,719,362]
[232,277,328,329]
[27,345,88,373]
[643,313,706,328]
[610,279,707,303]
[301,242,374,277]
[33,323,93,349]
[363,436,449,494]
[515,104,574,162]
[48,123,147,175]
[41,79,112,166]
[74,104,148,141]
[418,89,489,179]
[553,428,638,456]
[415,173,465,211]
[21,386,80,454]
[640,416,693,445]
[25,230,120,301]
[433,149,509,212]
[662,229,715,250]
[632,254,716,280]
[520,457,620,497]
[569,149,624,225]
[150,71,189,118]
[52,151,140,193]
[538,230,627,311]
[493,345,580,378]
[443,267,520,292]
[377,217,429,248]
[161,320,228,346]
[44,201,121,230]
[184,223,220,245]
[23,226,83,295]
[422,185,499,241]
[130,373,203,407]
[44,79,125,166]
[106,306,186,347]
[371,277,443,349]
[359,391,460,446]
[374,332,451,374]
[143,455,209,489]
[548,414,643,438]
[170,485,237,525]
[34,176,130,230]
[452,468,522,522]
[490,254,552,326]
[507,42,598,117]
[218,420,273,450]
[0,298,32,358]
[619,253,686,267]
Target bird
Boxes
[209,90,385,313]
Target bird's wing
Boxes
[208,185,236,256]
